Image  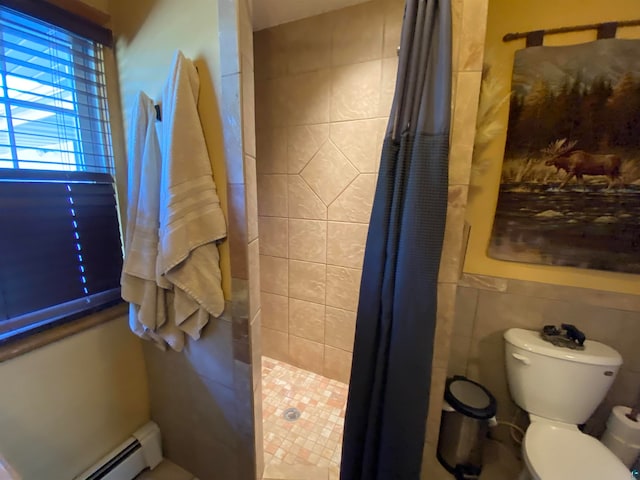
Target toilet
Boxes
[504,328,633,480]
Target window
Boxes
[0,4,122,343]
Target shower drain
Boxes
[283,407,301,422]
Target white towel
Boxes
[121,92,183,350]
[157,51,227,339]
[122,52,227,351]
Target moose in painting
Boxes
[542,138,623,189]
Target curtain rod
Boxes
[503,18,640,42]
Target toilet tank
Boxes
[504,328,623,425]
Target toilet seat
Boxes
[523,422,632,480]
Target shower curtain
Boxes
[340,0,451,479]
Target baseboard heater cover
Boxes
[74,422,162,480]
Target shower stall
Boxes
[253,1,405,477]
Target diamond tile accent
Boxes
[288,124,330,173]
[328,174,377,223]
[288,176,327,220]
[301,141,358,205]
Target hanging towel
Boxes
[157,51,227,339]
[122,52,227,351]
[121,92,183,350]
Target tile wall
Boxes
[219,0,264,477]
[254,0,405,384]
[253,0,490,477]
[111,0,263,477]
[142,314,246,478]
[450,274,640,438]
[253,2,640,479]
[420,0,490,476]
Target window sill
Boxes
[0,302,128,363]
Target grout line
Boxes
[288,124,330,175]
[295,170,330,212]
[328,137,360,176]
[261,355,348,470]
[325,169,360,210]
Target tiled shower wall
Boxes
[450,274,640,437]
[420,0,489,474]
[254,0,490,476]
[254,0,405,384]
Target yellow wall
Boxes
[464,0,640,294]
[109,0,231,299]
[78,0,109,12]
[0,3,152,479]
[0,317,149,479]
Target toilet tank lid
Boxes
[504,328,623,367]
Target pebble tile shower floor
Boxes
[262,356,348,480]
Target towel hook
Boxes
[154,104,162,121]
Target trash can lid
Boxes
[444,375,497,420]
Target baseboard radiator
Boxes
[74,422,162,480]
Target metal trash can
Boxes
[437,376,497,480]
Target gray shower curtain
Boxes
[340,1,451,479]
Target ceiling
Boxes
[251,0,370,31]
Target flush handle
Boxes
[512,353,531,365]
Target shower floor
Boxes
[262,357,348,480]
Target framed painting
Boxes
[489,39,640,274]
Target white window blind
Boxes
[0,6,113,172]
[0,5,122,342]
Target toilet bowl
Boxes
[519,421,632,479]
[504,328,632,480]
